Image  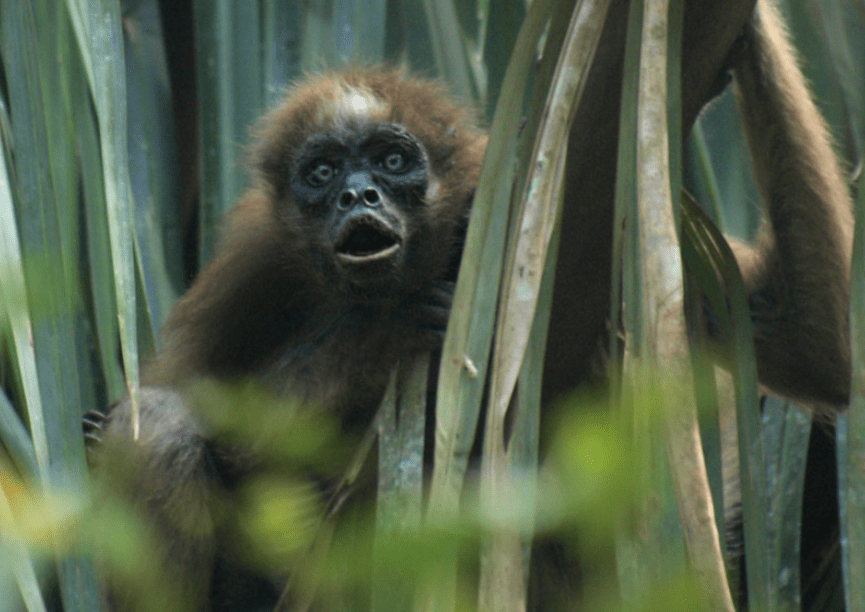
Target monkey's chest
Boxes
[264,317,408,421]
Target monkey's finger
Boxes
[84,432,102,447]
[428,280,456,305]
[82,409,106,437]
[82,409,105,426]
[416,301,451,331]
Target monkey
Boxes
[143,71,484,413]
[543,0,852,411]
[715,1,853,608]
[89,69,487,612]
[726,0,852,409]
[537,0,854,603]
[84,0,855,610]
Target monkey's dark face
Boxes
[248,71,484,307]
[290,122,433,296]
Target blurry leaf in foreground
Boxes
[369,525,467,583]
[84,494,189,612]
[324,517,476,610]
[541,391,638,549]
[620,574,704,612]
[184,380,343,469]
[0,465,87,558]
[237,475,322,570]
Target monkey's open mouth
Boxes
[335,218,402,263]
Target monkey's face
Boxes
[248,71,484,305]
[289,122,433,297]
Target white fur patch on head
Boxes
[348,93,371,113]
[316,83,388,125]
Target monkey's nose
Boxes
[339,189,358,208]
[338,186,382,209]
[362,188,381,206]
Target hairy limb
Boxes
[729,0,853,408]
[544,0,757,403]
[97,389,218,612]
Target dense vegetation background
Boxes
[0,0,863,611]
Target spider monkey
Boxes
[727,0,852,409]
[92,70,486,612]
[86,0,853,609]
[720,1,853,608]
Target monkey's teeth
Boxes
[337,242,401,263]
[336,223,401,262]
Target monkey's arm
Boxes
[93,390,218,611]
[144,190,323,386]
[729,0,853,407]
[544,0,757,402]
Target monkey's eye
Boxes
[382,152,408,173]
[306,162,336,186]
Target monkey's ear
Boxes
[250,134,293,196]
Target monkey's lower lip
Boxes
[335,222,402,263]
[336,243,401,263]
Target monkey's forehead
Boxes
[248,70,486,185]
[315,84,389,125]
[282,71,476,141]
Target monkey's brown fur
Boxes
[101,69,489,612]
[728,0,852,408]
[146,69,486,414]
[721,1,853,607]
[93,0,854,610]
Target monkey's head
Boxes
[248,69,487,300]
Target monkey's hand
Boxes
[407,280,455,349]
[82,408,107,467]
